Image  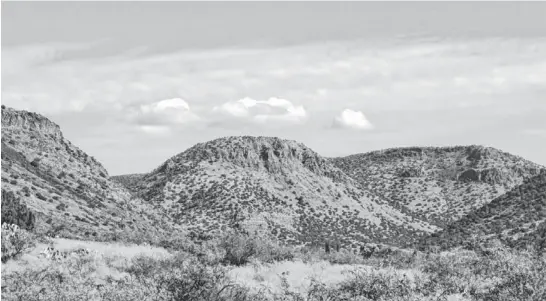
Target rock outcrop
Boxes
[1,106,63,140]
[157,136,346,182]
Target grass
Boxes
[2,227,545,301]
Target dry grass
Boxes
[2,230,545,301]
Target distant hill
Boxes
[418,170,546,251]
[1,106,169,239]
[110,173,145,195]
[115,136,436,249]
[331,146,543,228]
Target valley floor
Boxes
[2,230,545,301]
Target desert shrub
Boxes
[1,223,36,263]
[218,231,295,266]
[30,158,40,168]
[2,252,256,301]
[337,269,416,301]
[1,189,35,230]
[122,255,254,301]
[219,231,258,266]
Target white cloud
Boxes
[2,37,545,167]
[213,97,307,124]
[333,109,374,130]
[132,98,200,127]
[4,37,545,118]
[212,97,256,117]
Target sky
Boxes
[2,2,546,175]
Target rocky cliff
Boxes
[2,107,63,140]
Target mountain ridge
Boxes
[3,105,544,251]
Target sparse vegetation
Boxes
[2,107,546,300]
[2,231,545,301]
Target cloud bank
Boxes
[2,37,545,172]
[129,98,200,133]
[213,97,307,124]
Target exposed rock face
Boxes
[458,169,481,182]
[159,136,345,182]
[458,168,518,185]
[479,168,506,185]
[1,107,62,140]
[465,145,491,161]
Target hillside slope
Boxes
[331,146,543,227]
[1,106,168,239]
[419,170,546,251]
[116,136,437,248]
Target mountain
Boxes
[419,170,546,251]
[331,146,543,228]
[4,105,544,250]
[114,136,437,248]
[1,106,167,239]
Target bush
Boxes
[1,224,35,263]
[218,231,295,266]
[1,252,256,301]
[30,158,40,168]
[220,231,258,266]
[1,189,35,230]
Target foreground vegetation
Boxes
[2,225,545,301]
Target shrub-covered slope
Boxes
[419,170,546,251]
[116,136,436,249]
[1,106,167,239]
[331,146,543,228]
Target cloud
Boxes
[4,37,545,119]
[2,37,545,168]
[213,97,307,124]
[213,97,255,117]
[130,98,200,129]
[332,109,374,130]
